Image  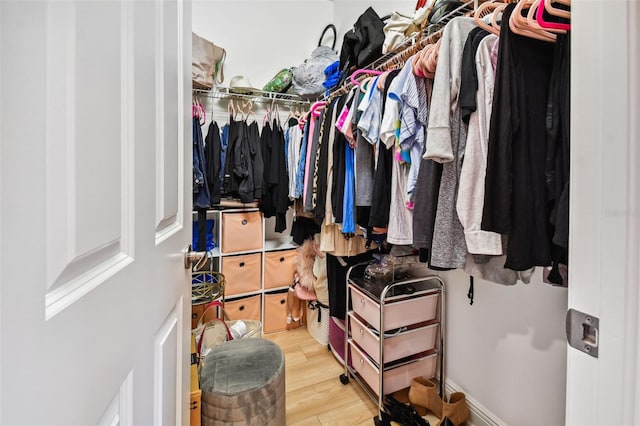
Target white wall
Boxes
[193,3,569,425]
[442,269,567,426]
[193,1,334,92]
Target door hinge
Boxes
[566,309,599,358]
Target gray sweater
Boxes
[424,17,477,269]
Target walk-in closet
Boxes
[0,1,637,425]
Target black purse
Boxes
[428,0,466,26]
[338,7,385,79]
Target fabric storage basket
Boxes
[221,253,262,296]
[264,249,297,289]
[220,211,263,253]
[225,294,262,322]
[306,301,330,346]
[263,291,289,333]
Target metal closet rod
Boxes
[192,86,312,107]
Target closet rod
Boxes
[326,0,478,101]
[193,86,311,107]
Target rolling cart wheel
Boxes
[374,415,387,426]
[339,374,349,385]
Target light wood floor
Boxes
[264,327,441,426]
[264,326,379,425]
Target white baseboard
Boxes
[444,379,508,426]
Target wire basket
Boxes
[192,271,225,305]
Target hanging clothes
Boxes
[314,98,341,226]
[353,85,375,208]
[248,121,264,200]
[193,117,210,208]
[294,120,309,200]
[412,80,443,264]
[456,34,503,256]
[233,120,255,203]
[545,32,571,285]
[425,17,477,270]
[220,124,229,194]
[204,121,222,205]
[286,118,303,199]
[482,4,556,271]
[304,109,325,213]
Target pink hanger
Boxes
[536,0,571,30]
[310,101,326,118]
[199,101,206,124]
[350,69,384,85]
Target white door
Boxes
[568,0,640,425]
[0,0,192,425]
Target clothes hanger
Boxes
[298,111,308,130]
[537,0,570,30]
[529,0,568,32]
[234,100,245,121]
[416,47,428,78]
[350,69,384,85]
[545,0,571,18]
[227,99,235,121]
[425,38,440,75]
[490,3,508,33]
[198,100,207,125]
[376,72,390,90]
[287,105,296,121]
[309,101,326,118]
[474,1,503,35]
[273,102,281,127]
[359,76,375,93]
[510,0,556,42]
[244,101,256,123]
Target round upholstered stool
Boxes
[200,338,285,426]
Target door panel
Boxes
[155,0,184,242]
[154,304,182,426]
[0,0,191,424]
[568,1,640,425]
[44,0,135,320]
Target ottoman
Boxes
[200,338,285,425]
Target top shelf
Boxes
[192,86,313,106]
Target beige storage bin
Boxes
[350,285,439,332]
[349,341,437,396]
[221,253,261,296]
[348,312,438,365]
[264,249,297,289]
[220,211,263,253]
[263,291,289,333]
[224,294,261,322]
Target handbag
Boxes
[262,68,293,93]
[193,301,261,359]
[338,7,385,79]
[382,5,432,54]
[192,32,226,89]
[292,24,339,99]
